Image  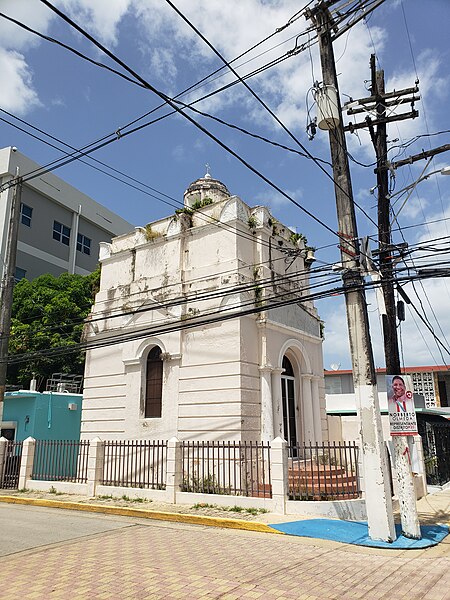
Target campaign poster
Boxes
[386,374,418,436]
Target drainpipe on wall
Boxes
[68,204,82,274]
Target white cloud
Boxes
[0,0,52,50]
[60,0,131,47]
[51,97,66,107]
[0,48,40,114]
[395,194,428,221]
[0,1,53,114]
[321,297,352,369]
[254,186,303,211]
[322,201,450,370]
[346,47,448,161]
[1,0,445,151]
[172,144,185,161]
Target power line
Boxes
[3,266,445,366]
[4,2,372,248]
[4,259,339,341]
[14,1,345,251]
[30,0,381,268]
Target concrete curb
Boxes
[0,495,284,535]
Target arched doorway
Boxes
[281,356,298,451]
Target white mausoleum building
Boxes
[82,174,327,443]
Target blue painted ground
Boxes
[269,519,449,549]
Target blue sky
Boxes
[1,0,449,370]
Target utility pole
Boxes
[345,52,450,538]
[366,55,421,539]
[307,3,396,542]
[0,168,22,427]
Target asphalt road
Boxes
[0,503,134,556]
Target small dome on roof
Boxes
[184,170,230,207]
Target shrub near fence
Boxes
[181,440,272,498]
[32,440,90,483]
[101,440,167,489]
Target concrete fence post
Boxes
[87,437,104,497]
[411,435,427,499]
[18,436,36,490]
[270,436,288,514]
[166,437,182,503]
[0,437,8,483]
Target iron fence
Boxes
[288,441,360,501]
[181,440,272,498]
[419,421,450,486]
[32,440,90,483]
[101,440,167,489]
[0,441,23,489]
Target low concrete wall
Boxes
[95,484,170,503]
[287,498,367,521]
[26,480,88,495]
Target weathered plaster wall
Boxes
[82,182,325,443]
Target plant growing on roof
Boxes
[174,206,194,227]
[191,197,214,210]
[175,207,193,217]
[144,224,161,241]
[289,232,307,246]
[268,216,278,236]
[248,215,258,230]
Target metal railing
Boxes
[0,441,23,489]
[101,440,167,489]
[32,440,90,483]
[181,440,272,498]
[419,421,450,486]
[288,441,360,501]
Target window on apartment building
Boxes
[53,221,71,246]
[14,267,27,282]
[77,233,91,255]
[20,203,33,227]
[145,346,163,418]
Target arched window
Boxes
[145,346,163,418]
[281,355,298,451]
[282,356,294,377]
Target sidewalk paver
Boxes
[1,487,450,598]
[2,514,450,599]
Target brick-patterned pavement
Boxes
[3,515,450,600]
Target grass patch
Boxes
[192,503,269,515]
[48,486,64,496]
[95,494,151,504]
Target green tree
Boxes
[7,269,100,390]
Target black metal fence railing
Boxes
[181,440,272,498]
[32,440,90,483]
[101,440,167,489]
[288,441,360,501]
[419,421,450,486]
[0,441,23,489]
